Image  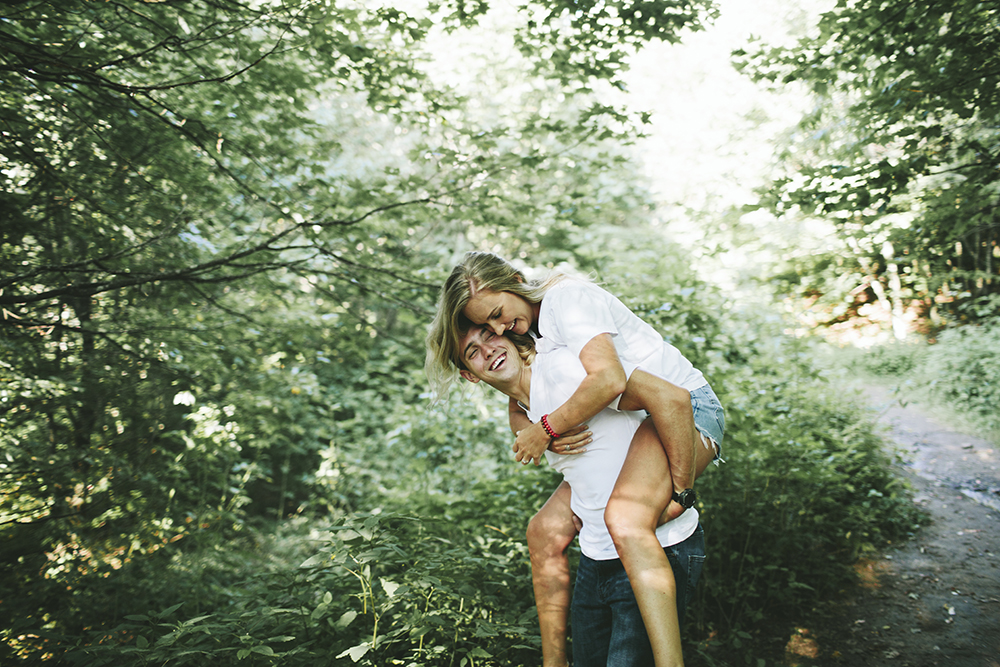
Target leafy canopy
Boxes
[735,0,1000,331]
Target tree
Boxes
[1,0,719,658]
[735,0,1000,334]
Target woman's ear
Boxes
[459,370,480,384]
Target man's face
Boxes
[457,325,523,391]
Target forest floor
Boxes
[769,384,1000,667]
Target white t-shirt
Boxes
[526,345,698,561]
[535,279,707,395]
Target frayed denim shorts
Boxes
[690,383,725,462]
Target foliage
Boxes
[30,286,925,667]
[830,319,1000,440]
[734,0,1000,333]
[1,0,715,656]
[694,353,926,640]
[4,196,928,666]
[849,339,928,379]
[0,2,935,666]
[851,320,1000,439]
[65,470,560,667]
[921,320,1000,436]
[504,0,719,83]
[593,234,929,636]
[494,233,926,650]
[599,260,928,641]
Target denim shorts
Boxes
[571,524,706,667]
[690,383,725,462]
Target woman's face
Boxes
[464,288,535,336]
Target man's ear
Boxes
[459,369,480,384]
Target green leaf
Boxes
[380,578,400,598]
[335,610,358,629]
[155,603,184,619]
[182,615,212,626]
[335,643,370,662]
[300,554,326,568]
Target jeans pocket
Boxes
[685,553,706,609]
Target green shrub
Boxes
[840,320,1000,439]
[693,369,926,636]
[862,340,928,377]
[71,475,557,667]
[921,319,1000,436]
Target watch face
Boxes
[676,489,697,508]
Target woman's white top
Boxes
[535,280,707,404]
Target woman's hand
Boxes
[514,421,556,465]
[659,500,688,525]
[547,424,592,456]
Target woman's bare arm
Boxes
[513,334,625,464]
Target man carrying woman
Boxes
[425,252,725,666]
[452,323,705,666]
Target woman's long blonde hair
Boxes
[424,251,564,400]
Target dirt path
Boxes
[781,386,1000,667]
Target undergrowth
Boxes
[37,338,930,667]
[4,300,952,666]
[834,319,1000,443]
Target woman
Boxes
[426,251,725,667]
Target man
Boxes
[456,324,705,667]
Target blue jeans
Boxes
[571,524,706,667]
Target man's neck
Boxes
[493,363,532,408]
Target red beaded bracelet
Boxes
[541,414,561,440]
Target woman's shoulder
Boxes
[543,276,606,302]
[538,279,619,344]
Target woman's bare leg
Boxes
[526,481,577,667]
[619,370,716,523]
[659,435,716,526]
[603,414,716,667]
[604,420,685,667]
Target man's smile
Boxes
[490,352,507,371]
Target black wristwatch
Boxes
[672,488,697,509]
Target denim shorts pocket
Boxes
[691,384,725,451]
[706,403,725,456]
